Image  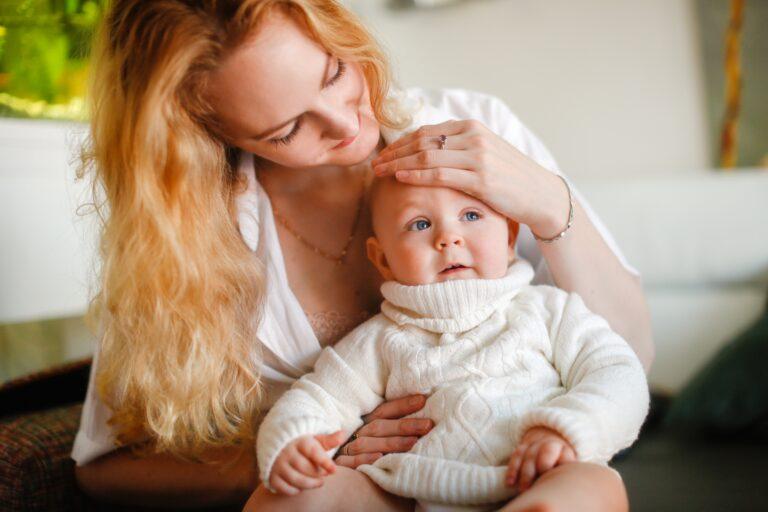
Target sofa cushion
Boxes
[0,403,86,511]
[664,293,768,436]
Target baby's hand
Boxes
[505,426,576,492]
[269,430,345,495]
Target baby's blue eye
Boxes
[463,211,481,221]
[409,219,431,231]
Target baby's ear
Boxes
[366,236,395,280]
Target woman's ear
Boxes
[366,236,395,280]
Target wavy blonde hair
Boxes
[80,0,409,459]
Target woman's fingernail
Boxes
[409,396,422,406]
[396,171,410,179]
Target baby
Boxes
[256,177,650,511]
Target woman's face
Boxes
[205,10,381,169]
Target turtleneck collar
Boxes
[380,259,534,334]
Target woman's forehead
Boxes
[206,11,329,136]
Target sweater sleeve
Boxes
[517,288,650,463]
[256,316,390,488]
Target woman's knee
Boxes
[242,466,410,512]
[501,462,628,512]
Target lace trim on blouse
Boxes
[307,310,373,347]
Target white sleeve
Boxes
[478,92,640,284]
[71,344,117,466]
[256,318,389,490]
[517,288,650,463]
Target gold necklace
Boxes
[271,173,367,265]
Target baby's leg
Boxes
[499,462,628,512]
[242,465,414,512]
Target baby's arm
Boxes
[257,318,390,493]
[516,288,650,466]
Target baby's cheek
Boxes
[474,237,512,278]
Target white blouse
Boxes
[71,87,637,466]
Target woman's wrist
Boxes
[526,171,573,239]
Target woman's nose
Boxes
[435,230,465,250]
[318,101,358,140]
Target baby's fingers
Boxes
[517,445,541,492]
[289,453,326,478]
[300,437,337,474]
[535,441,564,474]
[558,444,577,465]
[269,474,300,496]
[282,466,324,490]
[505,444,528,487]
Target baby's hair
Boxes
[367,175,398,239]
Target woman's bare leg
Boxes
[242,466,413,512]
[499,462,628,512]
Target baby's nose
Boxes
[435,232,464,249]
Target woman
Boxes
[73,0,653,510]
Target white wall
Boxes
[353,0,711,180]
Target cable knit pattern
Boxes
[256,259,649,506]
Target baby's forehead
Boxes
[370,178,481,216]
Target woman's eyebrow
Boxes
[253,53,333,140]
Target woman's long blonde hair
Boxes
[80,0,407,459]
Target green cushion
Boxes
[665,294,768,437]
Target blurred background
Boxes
[0,0,766,395]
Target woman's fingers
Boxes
[373,149,479,178]
[356,417,433,438]
[362,394,427,422]
[391,167,479,196]
[344,435,418,456]
[378,119,474,155]
[334,451,384,469]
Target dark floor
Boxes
[613,427,768,512]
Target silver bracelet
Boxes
[533,174,574,244]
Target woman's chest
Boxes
[277,213,384,346]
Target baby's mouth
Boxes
[440,263,469,275]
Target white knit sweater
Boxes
[256,260,649,505]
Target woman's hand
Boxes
[371,120,571,239]
[505,427,577,493]
[334,394,434,469]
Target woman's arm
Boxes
[74,445,258,509]
[534,175,655,372]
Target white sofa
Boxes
[2,119,767,393]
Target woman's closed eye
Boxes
[268,58,348,147]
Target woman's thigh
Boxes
[242,466,414,512]
[499,462,628,512]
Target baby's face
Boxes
[367,179,515,285]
